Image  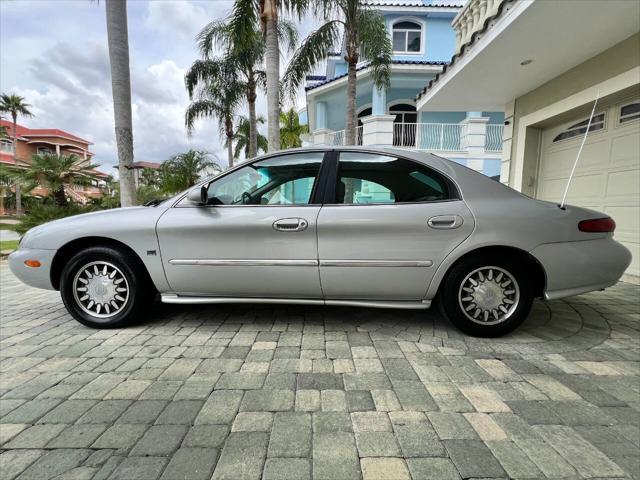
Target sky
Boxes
[0,0,318,174]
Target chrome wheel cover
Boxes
[72,261,130,319]
[458,266,520,325]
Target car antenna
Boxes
[559,90,600,209]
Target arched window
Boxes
[392,21,421,53]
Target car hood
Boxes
[20,206,168,250]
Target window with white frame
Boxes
[37,146,53,155]
[392,21,421,53]
[619,101,639,124]
[0,140,12,153]
[552,113,606,143]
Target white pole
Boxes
[560,91,600,209]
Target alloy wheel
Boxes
[72,261,130,319]
[458,266,520,325]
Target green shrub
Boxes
[15,203,97,235]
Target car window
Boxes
[204,153,323,206]
[336,152,452,204]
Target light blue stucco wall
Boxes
[384,14,456,63]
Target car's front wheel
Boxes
[60,246,152,328]
[439,254,533,337]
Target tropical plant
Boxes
[280,107,309,149]
[104,0,137,207]
[232,116,268,160]
[19,153,99,207]
[0,93,34,216]
[283,1,392,145]
[14,202,96,236]
[228,0,306,151]
[185,58,244,168]
[190,19,296,158]
[159,150,221,194]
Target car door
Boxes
[156,151,325,298]
[317,151,474,300]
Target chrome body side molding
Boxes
[168,259,319,267]
[319,260,433,267]
[161,294,431,309]
[169,259,433,267]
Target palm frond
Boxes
[282,20,342,98]
[357,8,392,90]
[277,20,299,53]
[196,20,229,58]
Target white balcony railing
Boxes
[323,123,503,152]
[326,126,363,146]
[452,0,506,53]
[485,124,504,152]
[394,123,466,151]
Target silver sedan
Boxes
[9,147,631,337]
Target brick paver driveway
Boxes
[1,261,639,480]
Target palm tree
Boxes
[195,22,263,159]
[160,150,221,194]
[0,93,34,216]
[232,116,268,160]
[280,107,309,149]
[19,153,99,207]
[185,58,244,168]
[194,19,296,158]
[104,0,137,207]
[228,0,305,152]
[283,1,392,145]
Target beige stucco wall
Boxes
[504,32,640,195]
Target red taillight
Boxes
[578,217,616,233]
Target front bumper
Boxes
[7,248,57,290]
[531,238,632,300]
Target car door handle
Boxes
[273,218,309,232]
[428,215,463,229]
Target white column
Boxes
[460,116,489,171]
[55,144,60,155]
[360,114,396,146]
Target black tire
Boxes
[60,246,152,329]
[439,253,533,337]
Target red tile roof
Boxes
[0,119,92,145]
[131,161,161,169]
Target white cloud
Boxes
[144,0,211,40]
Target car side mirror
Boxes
[187,186,208,205]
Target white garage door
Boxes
[537,98,640,279]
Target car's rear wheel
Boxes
[439,254,533,337]
[60,246,151,328]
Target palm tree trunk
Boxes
[11,114,23,217]
[247,77,258,159]
[345,60,358,146]
[226,117,234,168]
[263,0,280,152]
[105,0,137,207]
[53,186,68,208]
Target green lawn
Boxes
[0,240,19,252]
[0,224,18,231]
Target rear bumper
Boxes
[531,238,632,300]
[7,248,57,290]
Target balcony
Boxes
[452,0,506,53]
[322,123,504,154]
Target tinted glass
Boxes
[620,102,640,123]
[407,31,421,51]
[336,153,452,204]
[392,31,405,51]
[206,153,323,205]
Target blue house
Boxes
[302,0,505,177]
